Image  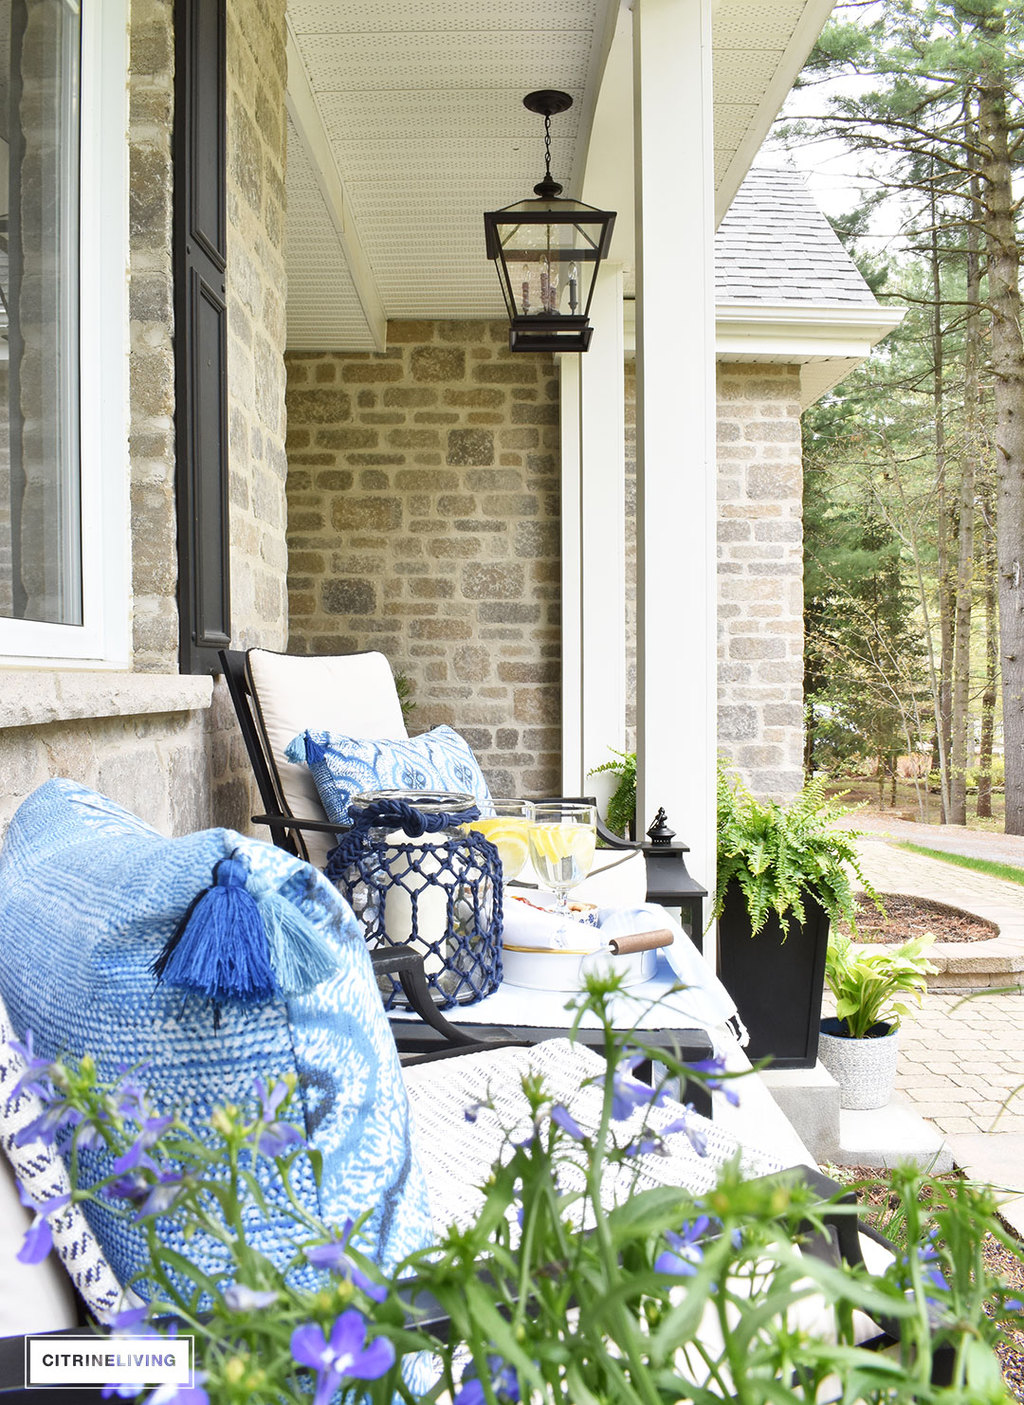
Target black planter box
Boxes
[717,880,829,1070]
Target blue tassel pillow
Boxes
[285,724,492,826]
[0,779,432,1295]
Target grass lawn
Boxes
[894,841,1024,888]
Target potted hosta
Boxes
[714,767,878,1069]
[819,931,936,1109]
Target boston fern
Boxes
[588,748,637,839]
[715,766,879,937]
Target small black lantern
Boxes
[642,808,709,953]
[484,90,616,353]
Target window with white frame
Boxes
[0,0,128,666]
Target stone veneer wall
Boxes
[285,321,562,799]
[625,361,804,799]
[715,364,804,797]
[0,0,290,840]
[286,338,805,806]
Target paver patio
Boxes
[847,821,1024,1231]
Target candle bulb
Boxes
[521,264,530,315]
[569,263,578,315]
[540,268,549,311]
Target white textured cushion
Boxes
[247,649,408,867]
[0,991,128,1330]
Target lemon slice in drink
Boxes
[529,824,567,863]
[470,818,530,879]
[565,825,596,868]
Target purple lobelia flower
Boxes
[126,1169,185,1220]
[689,1056,740,1107]
[8,1030,55,1102]
[223,1284,279,1311]
[597,1055,668,1121]
[13,1099,84,1149]
[655,1216,711,1276]
[253,1078,305,1158]
[110,1113,174,1180]
[912,1231,948,1308]
[146,1383,209,1405]
[109,1306,150,1333]
[453,1356,521,1405]
[303,1218,387,1302]
[16,1181,71,1265]
[291,1310,394,1405]
[550,1104,586,1142]
[625,1110,707,1159]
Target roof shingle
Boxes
[715,167,877,307]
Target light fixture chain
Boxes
[544,112,552,180]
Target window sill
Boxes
[0,672,214,731]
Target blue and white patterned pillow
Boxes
[285,724,492,825]
[0,779,432,1295]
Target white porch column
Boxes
[632,0,717,922]
[560,263,626,795]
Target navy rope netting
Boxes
[325,797,503,1008]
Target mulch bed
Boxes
[834,892,998,945]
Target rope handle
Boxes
[328,797,482,872]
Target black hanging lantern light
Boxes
[485,90,616,353]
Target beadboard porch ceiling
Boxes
[284,0,835,352]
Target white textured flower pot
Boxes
[818,1018,899,1110]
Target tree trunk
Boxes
[977,13,1024,833]
[949,112,982,826]
[977,498,998,819]
[930,201,954,823]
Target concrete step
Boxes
[761,1065,952,1172]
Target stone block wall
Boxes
[224,0,290,650]
[284,320,562,798]
[715,364,805,797]
[129,0,179,670]
[624,361,805,800]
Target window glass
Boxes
[0,0,81,627]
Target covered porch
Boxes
[279,0,840,920]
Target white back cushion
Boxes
[247,649,408,868]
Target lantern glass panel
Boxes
[489,199,610,321]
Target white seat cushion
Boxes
[247,649,408,867]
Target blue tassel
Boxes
[152,855,278,1007]
[304,733,328,767]
[258,890,339,996]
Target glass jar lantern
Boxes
[325,789,503,1009]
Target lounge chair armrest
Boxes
[250,813,351,837]
[369,946,482,1048]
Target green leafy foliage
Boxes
[825,931,937,1038]
[392,671,416,730]
[19,982,1023,1404]
[588,748,637,838]
[715,765,880,936]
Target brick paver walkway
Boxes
[896,991,1024,1137]
[845,825,1024,1220]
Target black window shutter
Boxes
[174,0,230,674]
